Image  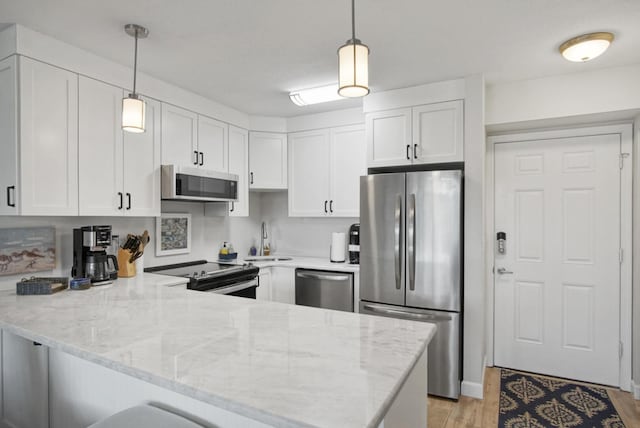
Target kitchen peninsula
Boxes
[0,274,435,428]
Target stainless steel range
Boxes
[145,260,260,298]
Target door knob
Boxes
[497,267,513,275]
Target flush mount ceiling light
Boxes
[559,32,614,62]
[338,0,369,97]
[122,24,149,133]
[289,84,344,106]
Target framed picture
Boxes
[156,213,192,256]
[0,227,56,276]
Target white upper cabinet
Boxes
[78,77,124,216]
[412,100,463,164]
[197,115,228,171]
[123,97,161,217]
[161,103,198,167]
[366,100,463,167]
[289,124,365,217]
[228,125,249,217]
[78,77,161,217]
[17,56,79,215]
[0,56,18,215]
[366,108,412,167]
[249,132,288,190]
[288,129,331,217]
[329,125,366,217]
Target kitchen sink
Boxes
[244,256,293,262]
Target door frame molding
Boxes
[485,123,633,391]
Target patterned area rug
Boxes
[499,368,626,428]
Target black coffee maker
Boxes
[348,223,360,264]
[72,226,118,285]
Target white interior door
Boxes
[494,133,622,387]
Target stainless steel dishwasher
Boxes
[295,269,354,312]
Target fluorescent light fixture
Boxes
[559,32,614,62]
[289,84,343,106]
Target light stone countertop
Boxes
[224,255,360,273]
[0,273,435,428]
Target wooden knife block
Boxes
[117,249,137,278]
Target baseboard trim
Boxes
[461,355,487,399]
[461,380,483,399]
[633,380,640,400]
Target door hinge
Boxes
[619,341,623,359]
[619,248,623,264]
[619,153,630,169]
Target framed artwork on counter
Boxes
[156,213,191,256]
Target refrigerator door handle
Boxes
[362,303,454,322]
[394,194,402,290]
[408,193,416,291]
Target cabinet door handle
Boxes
[329,200,333,213]
[230,202,235,212]
[6,186,15,207]
[406,145,411,160]
[250,172,254,184]
[193,150,199,165]
[126,193,131,210]
[414,144,418,159]
[324,200,328,213]
[199,152,204,166]
[118,192,123,210]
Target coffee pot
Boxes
[85,253,118,284]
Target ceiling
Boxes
[1,0,639,117]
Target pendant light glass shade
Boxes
[122,94,146,133]
[338,40,369,97]
[123,24,149,133]
[338,0,369,98]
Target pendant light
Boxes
[122,24,149,133]
[338,0,369,97]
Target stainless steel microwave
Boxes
[161,165,238,202]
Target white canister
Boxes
[330,232,346,263]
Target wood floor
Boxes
[427,367,640,427]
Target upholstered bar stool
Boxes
[88,404,206,428]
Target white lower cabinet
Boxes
[1,330,49,428]
[257,268,272,301]
[271,267,295,305]
[78,76,161,217]
[288,124,365,217]
[228,126,249,217]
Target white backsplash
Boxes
[0,192,356,281]
[259,192,358,258]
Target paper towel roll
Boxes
[330,232,346,263]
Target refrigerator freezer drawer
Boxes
[295,269,354,312]
[360,301,461,399]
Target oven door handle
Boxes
[206,279,258,295]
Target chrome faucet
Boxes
[260,221,268,256]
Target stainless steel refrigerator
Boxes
[359,169,462,399]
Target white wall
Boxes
[634,114,640,397]
[486,63,640,127]
[0,195,264,280]
[258,192,357,258]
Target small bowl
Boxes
[218,252,238,261]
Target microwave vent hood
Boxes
[161,165,239,202]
